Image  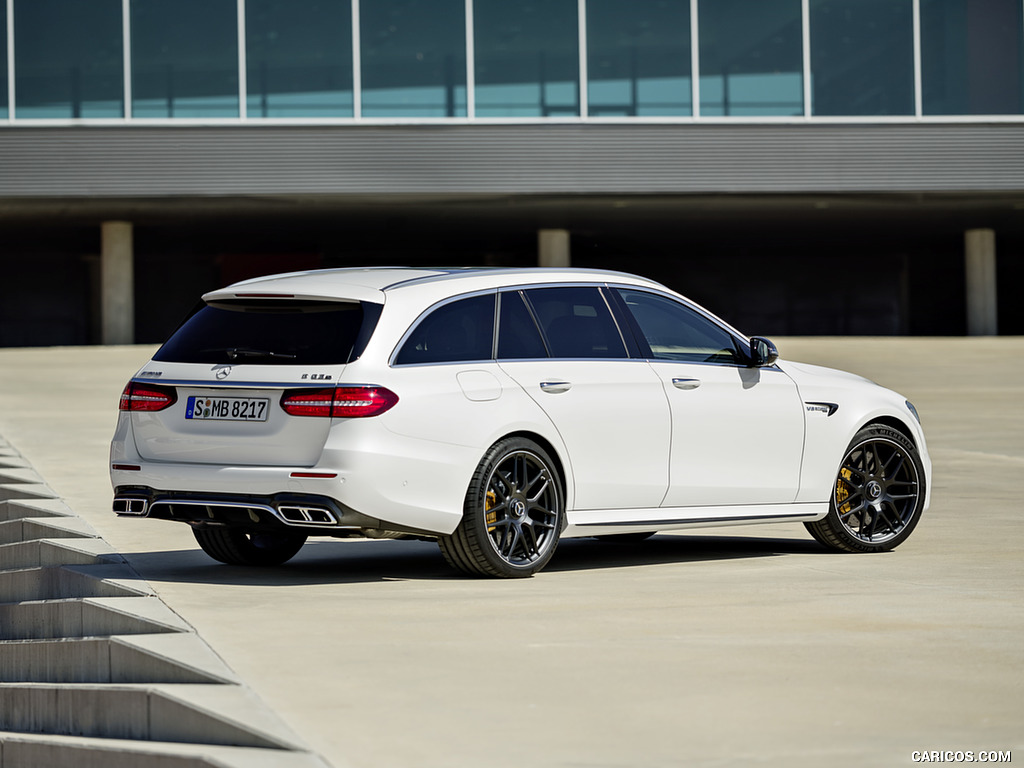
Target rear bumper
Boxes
[110,401,478,535]
[112,486,388,535]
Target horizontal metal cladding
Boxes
[0,123,1022,197]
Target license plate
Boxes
[186,396,270,422]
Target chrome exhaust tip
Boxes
[277,505,337,525]
[113,497,149,516]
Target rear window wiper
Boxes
[202,347,297,361]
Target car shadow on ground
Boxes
[123,533,833,587]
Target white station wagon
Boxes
[111,267,931,577]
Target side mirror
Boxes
[749,336,779,367]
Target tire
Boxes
[805,423,926,553]
[439,437,564,578]
[192,526,307,566]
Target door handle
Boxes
[540,381,572,394]
[672,378,701,390]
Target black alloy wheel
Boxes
[440,437,563,578]
[805,423,925,553]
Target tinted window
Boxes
[587,0,692,117]
[14,0,124,119]
[153,300,373,365]
[921,0,1024,115]
[497,291,548,359]
[525,287,626,359]
[246,0,353,118]
[617,289,742,364]
[474,0,579,117]
[0,9,7,118]
[361,0,467,117]
[131,0,239,118]
[395,294,495,365]
[698,0,803,116]
[809,0,914,116]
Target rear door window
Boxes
[153,300,378,365]
[523,286,627,359]
[394,293,496,365]
[496,290,548,359]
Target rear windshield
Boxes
[153,299,381,365]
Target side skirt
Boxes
[562,502,828,539]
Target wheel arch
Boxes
[862,415,918,449]
[500,429,571,510]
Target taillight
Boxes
[279,388,335,418]
[280,386,398,418]
[332,387,400,418]
[119,381,177,412]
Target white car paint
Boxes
[110,267,931,570]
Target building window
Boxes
[474,0,579,117]
[587,0,692,116]
[698,0,803,116]
[13,0,123,119]
[1,9,8,118]
[246,0,353,118]
[131,0,239,118]
[921,0,1024,115]
[361,0,467,117]
[809,0,915,116]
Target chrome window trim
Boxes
[390,281,653,368]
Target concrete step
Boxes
[0,597,189,640]
[0,434,335,767]
[0,484,59,503]
[0,684,304,750]
[0,634,236,684]
[0,732,335,768]
[0,539,122,570]
[0,566,148,603]
[0,468,45,485]
[0,517,97,545]
[0,498,75,522]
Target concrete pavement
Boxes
[0,339,1021,767]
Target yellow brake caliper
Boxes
[486,490,498,529]
[836,468,853,513]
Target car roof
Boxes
[203,266,667,303]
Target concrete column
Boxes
[101,221,135,345]
[964,228,997,336]
[538,229,570,268]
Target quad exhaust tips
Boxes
[113,495,340,528]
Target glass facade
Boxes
[587,0,691,116]
[474,0,579,117]
[361,0,466,117]
[131,0,239,118]
[1,8,8,119]
[246,0,353,118]
[1,0,1022,122]
[922,0,1024,115]
[14,0,123,118]
[810,0,915,116]
[699,0,803,116]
